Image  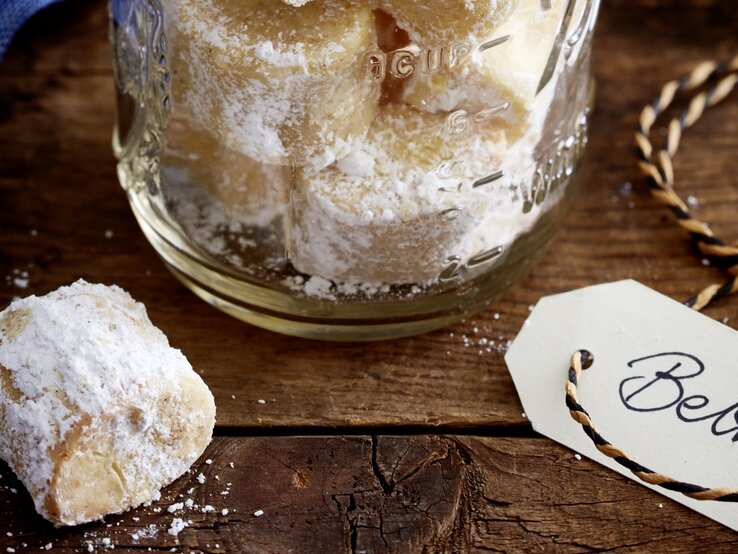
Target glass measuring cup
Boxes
[110,0,600,340]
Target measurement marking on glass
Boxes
[438,183,463,194]
[468,246,505,267]
[440,208,464,222]
[439,256,463,281]
[474,103,510,123]
[472,170,506,188]
[479,35,511,52]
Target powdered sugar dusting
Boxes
[0,281,215,526]
[167,0,379,168]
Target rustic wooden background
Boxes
[0,0,737,551]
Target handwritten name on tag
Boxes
[505,280,738,532]
[622,352,738,441]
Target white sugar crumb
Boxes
[456,321,512,355]
[253,509,265,517]
[197,473,206,484]
[7,548,15,553]
[131,524,159,541]
[221,509,229,516]
[44,544,52,550]
[618,181,633,197]
[257,399,266,405]
[658,503,663,509]
[185,498,194,508]
[202,505,215,513]
[167,502,184,513]
[686,195,699,208]
[167,518,188,536]
[521,412,527,419]
[574,454,582,461]
[6,268,30,290]
[205,459,213,465]
[302,276,335,299]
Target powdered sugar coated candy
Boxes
[289,106,507,284]
[163,113,291,228]
[403,0,574,142]
[378,0,518,47]
[166,0,379,169]
[0,281,215,526]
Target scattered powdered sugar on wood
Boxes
[167,518,188,536]
[4,268,30,290]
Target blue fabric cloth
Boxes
[0,0,64,60]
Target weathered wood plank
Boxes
[0,437,735,552]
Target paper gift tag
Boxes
[506,280,738,531]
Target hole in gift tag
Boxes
[579,349,594,370]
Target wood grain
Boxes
[1,437,736,553]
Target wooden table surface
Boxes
[1,0,737,551]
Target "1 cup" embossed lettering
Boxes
[367,42,472,81]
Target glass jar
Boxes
[110,0,600,340]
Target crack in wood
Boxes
[370,435,393,495]
[482,495,513,508]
